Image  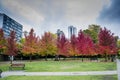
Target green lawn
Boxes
[0,64,10,71]
[0,75,117,80]
[0,61,116,72]
[25,61,116,72]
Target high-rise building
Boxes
[0,13,23,41]
[57,29,64,38]
[68,25,77,39]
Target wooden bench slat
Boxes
[9,63,25,70]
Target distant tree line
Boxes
[0,24,119,62]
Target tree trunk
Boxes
[90,56,92,62]
[54,55,59,61]
[10,59,12,64]
[30,54,32,62]
[45,55,48,61]
[63,57,66,60]
[10,56,12,64]
[111,55,115,62]
[10,55,13,64]
[82,55,83,62]
[108,55,110,61]
[96,55,98,62]
[73,55,76,60]
[105,53,107,62]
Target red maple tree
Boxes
[77,30,95,61]
[98,27,117,61]
[6,30,18,64]
[57,34,70,57]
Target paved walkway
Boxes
[1,71,117,78]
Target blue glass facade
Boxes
[57,29,64,38]
[0,13,23,41]
[68,26,77,39]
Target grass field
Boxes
[0,63,9,71]
[0,75,117,80]
[25,61,116,72]
[0,60,116,72]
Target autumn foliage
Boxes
[13,27,118,61]
[98,28,117,54]
[69,34,78,56]
[6,30,18,56]
[0,26,118,62]
[5,30,18,64]
[39,32,57,60]
[57,34,69,57]
[22,28,39,61]
[98,27,117,61]
[0,29,6,54]
[77,30,95,56]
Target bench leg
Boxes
[23,67,25,70]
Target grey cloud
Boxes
[97,0,120,37]
[98,0,120,23]
[0,0,110,37]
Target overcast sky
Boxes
[0,0,120,37]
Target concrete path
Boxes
[1,71,117,78]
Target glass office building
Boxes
[68,26,77,39]
[0,13,23,41]
[57,29,64,38]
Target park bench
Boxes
[9,63,25,70]
[0,69,2,78]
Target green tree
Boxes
[117,38,120,58]
[83,24,100,43]
[117,40,120,48]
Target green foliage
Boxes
[19,38,25,44]
[117,49,120,59]
[83,24,100,43]
[17,38,25,51]
[117,40,120,48]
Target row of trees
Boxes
[0,25,119,62]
